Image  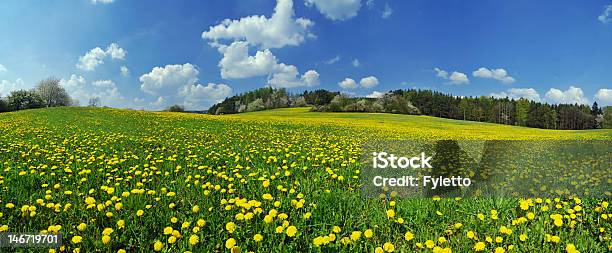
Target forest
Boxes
[208,87,611,130]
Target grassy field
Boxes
[0,107,610,252]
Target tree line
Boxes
[208,87,339,115]
[0,78,77,113]
[208,88,611,130]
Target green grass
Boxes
[0,107,609,253]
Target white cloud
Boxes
[300,70,321,87]
[59,74,86,90]
[366,91,386,98]
[139,63,199,95]
[473,67,515,84]
[0,78,24,96]
[360,76,379,88]
[595,88,612,105]
[139,63,235,110]
[120,66,130,77]
[106,43,126,60]
[449,71,469,85]
[91,0,114,4]
[60,75,123,106]
[434,67,449,78]
[352,58,360,67]
[339,78,358,89]
[0,64,6,74]
[202,0,314,49]
[217,41,278,79]
[268,65,320,88]
[545,86,589,105]
[216,41,317,88]
[305,0,361,21]
[180,83,232,110]
[434,67,469,84]
[599,5,612,24]
[382,3,393,18]
[490,88,541,102]
[76,43,127,71]
[324,55,340,64]
[76,47,106,71]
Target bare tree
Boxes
[88,97,101,107]
[35,77,71,107]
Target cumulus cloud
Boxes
[473,67,515,84]
[0,64,6,74]
[545,86,589,105]
[305,0,361,21]
[434,68,448,78]
[180,83,232,110]
[91,0,114,4]
[300,70,321,87]
[202,0,314,49]
[139,63,199,95]
[60,75,123,106]
[120,66,130,77]
[352,58,360,67]
[216,41,319,88]
[366,91,386,98]
[449,71,469,85]
[76,43,126,71]
[434,67,469,85]
[339,78,358,89]
[139,63,234,110]
[217,41,278,79]
[0,78,24,96]
[599,5,612,24]
[595,88,612,105]
[490,88,541,102]
[268,65,320,88]
[360,76,379,88]
[382,3,393,18]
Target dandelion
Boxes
[474,241,485,251]
[365,229,374,238]
[466,230,475,239]
[225,238,236,249]
[425,240,435,249]
[226,222,236,233]
[253,234,263,242]
[383,242,395,252]
[350,231,361,241]
[404,231,414,241]
[286,226,297,237]
[102,235,110,245]
[189,235,199,245]
[153,241,163,251]
[71,236,82,244]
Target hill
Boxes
[0,107,610,252]
[207,88,610,131]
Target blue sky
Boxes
[1,0,611,110]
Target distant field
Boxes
[0,107,610,252]
[222,107,612,140]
